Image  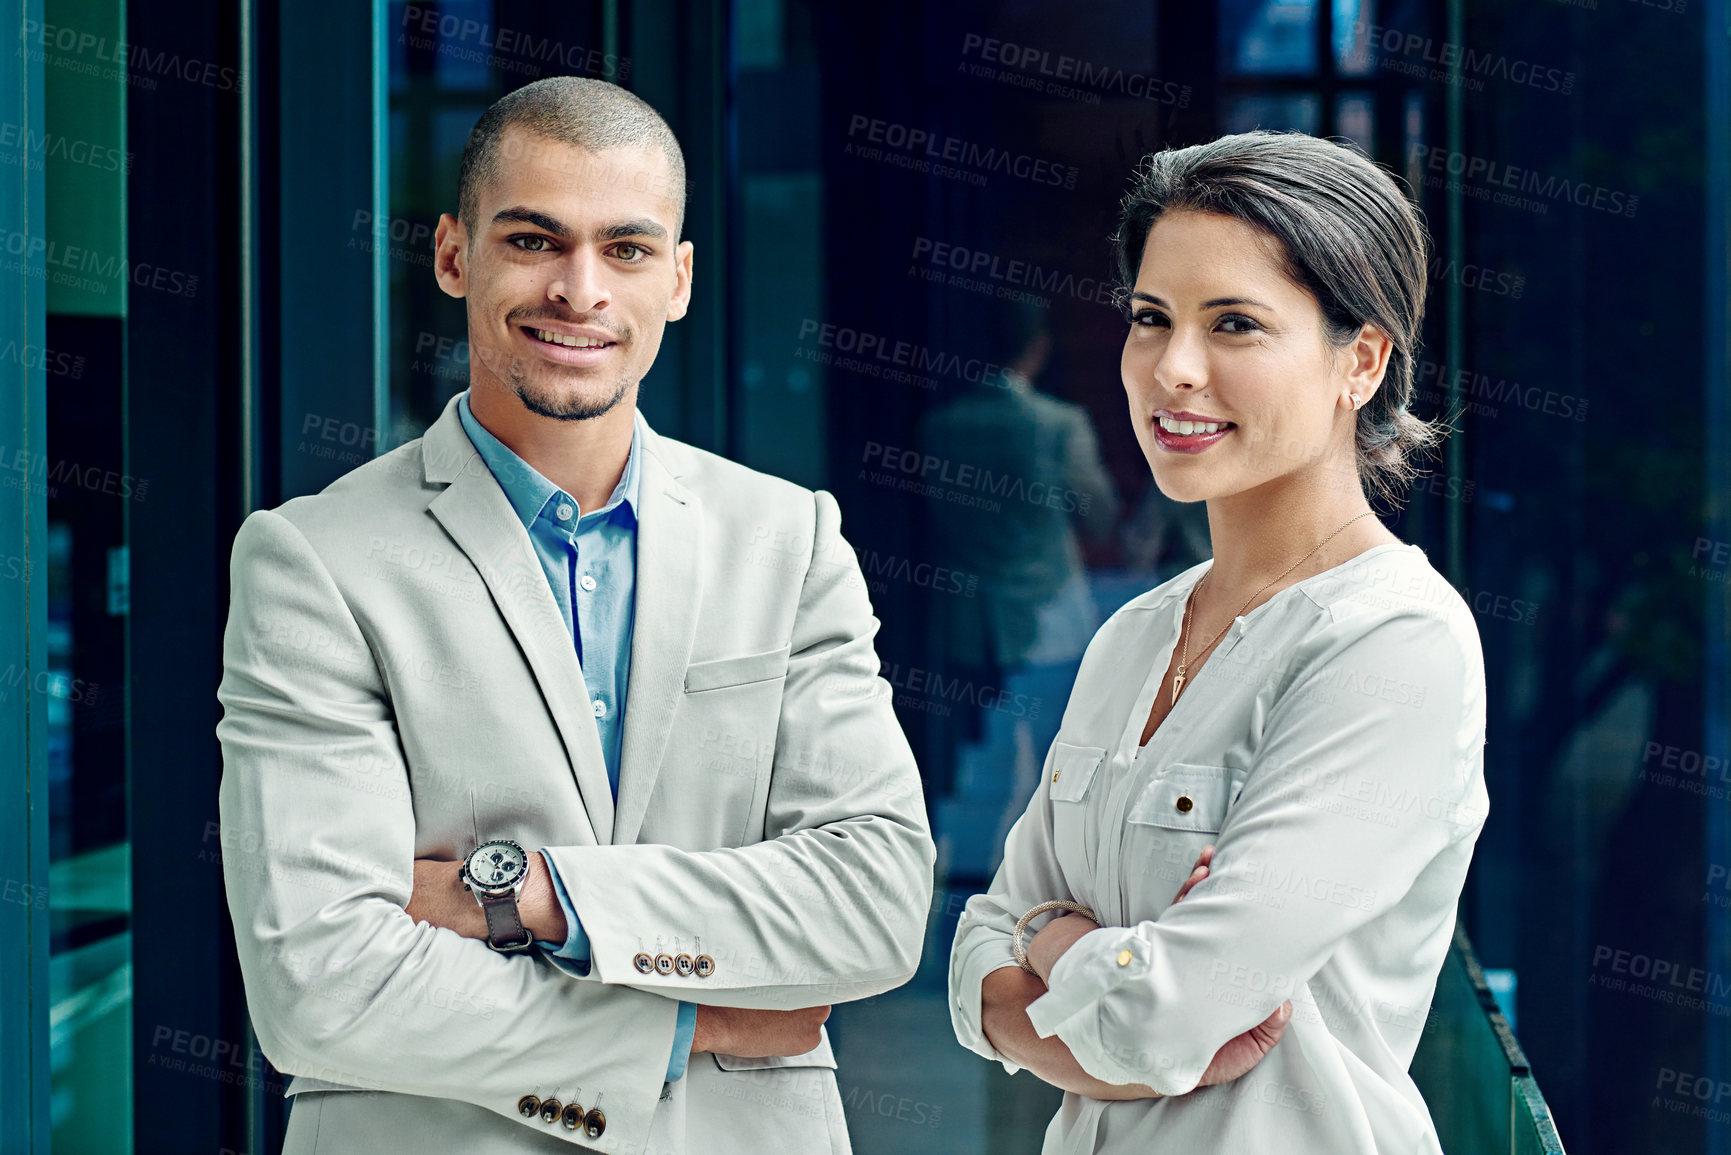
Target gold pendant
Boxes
[1171,670,1186,701]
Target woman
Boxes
[947,130,1489,1154]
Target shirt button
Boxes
[1175,795,1194,814]
[1117,949,1134,968]
[592,698,607,718]
[555,502,574,521]
[579,574,597,592]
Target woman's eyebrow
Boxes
[1131,291,1273,310]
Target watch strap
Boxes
[479,892,533,952]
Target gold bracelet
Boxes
[1011,900,1096,975]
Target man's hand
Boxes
[405,854,567,945]
[406,858,487,941]
[691,1004,832,1059]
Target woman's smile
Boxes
[1152,408,1237,455]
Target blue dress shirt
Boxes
[456,392,697,1081]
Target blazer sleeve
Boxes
[1021,606,1489,1095]
[216,508,679,1153]
[540,489,937,1009]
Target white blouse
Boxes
[949,543,1489,1154]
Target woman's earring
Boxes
[1349,393,1362,410]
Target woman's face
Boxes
[1120,208,1385,505]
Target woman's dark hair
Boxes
[1111,130,1448,508]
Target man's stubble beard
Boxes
[485,295,637,420]
[507,361,634,422]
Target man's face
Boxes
[433,127,693,421]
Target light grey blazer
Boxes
[215,390,935,1153]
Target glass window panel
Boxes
[1402,88,1426,204]
[1336,0,1375,74]
[1336,92,1375,153]
[1220,0,1319,75]
[1222,93,1322,136]
[388,3,410,92]
[737,0,787,70]
[431,0,495,91]
[40,0,132,1142]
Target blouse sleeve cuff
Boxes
[1026,926,1152,1084]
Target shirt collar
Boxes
[456,390,644,533]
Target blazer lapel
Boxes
[613,430,703,846]
[421,394,616,846]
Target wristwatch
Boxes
[459,839,534,953]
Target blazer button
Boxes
[561,1101,584,1130]
[694,954,715,978]
[674,954,695,977]
[633,952,654,974]
[654,953,675,975]
[584,1107,607,1139]
[1175,795,1194,814]
[538,1098,562,1124]
[517,1094,540,1117]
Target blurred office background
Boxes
[2,0,1727,1150]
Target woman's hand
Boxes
[998,846,1295,1095]
[1173,845,1296,1087]
[981,966,1161,1099]
[1026,843,1220,982]
[1196,1000,1294,1086]
[1174,844,1215,904]
[1026,912,1101,983]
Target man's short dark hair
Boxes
[458,76,687,239]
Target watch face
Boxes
[467,841,528,891]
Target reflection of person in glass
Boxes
[949,131,1488,1154]
[919,301,1119,880]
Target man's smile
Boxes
[516,321,622,365]
[529,328,611,349]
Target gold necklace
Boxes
[1170,512,1376,705]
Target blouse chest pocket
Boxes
[1047,742,1105,885]
[1125,763,1247,912]
[1048,742,1104,802]
[1127,763,1247,833]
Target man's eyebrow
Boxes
[596,219,668,242]
[1131,291,1274,310]
[490,206,572,237]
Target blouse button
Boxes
[1175,795,1194,814]
[1116,949,1133,967]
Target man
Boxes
[918,302,1120,880]
[216,76,934,1154]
